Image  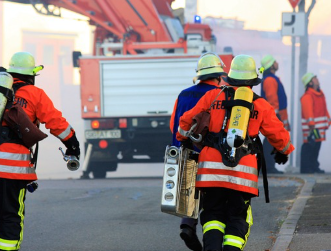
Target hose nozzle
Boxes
[59,147,80,171]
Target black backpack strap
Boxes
[0,81,34,147]
[12,82,31,92]
[253,93,261,101]
[30,142,39,167]
[255,135,270,203]
[221,99,254,111]
[0,86,14,101]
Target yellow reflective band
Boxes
[243,203,253,250]
[202,220,226,234]
[17,188,26,250]
[245,202,253,226]
[223,235,245,249]
[0,238,18,250]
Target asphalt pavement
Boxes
[17,172,331,251]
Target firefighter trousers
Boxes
[200,187,253,251]
[0,178,28,251]
[262,138,276,172]
[300,141,321,173]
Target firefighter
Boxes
[176,55,294,251]
[0,52,80,251]
[300,73,330,174]
[170,52,227,251]
[260,54,290,174]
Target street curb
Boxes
[270,176,316,251]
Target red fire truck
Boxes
[3,0,233,178]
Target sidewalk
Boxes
[271,173,331,251]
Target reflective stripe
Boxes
[203,220,226,234]
[314,116,328,122]
[57,125,72,140]
[198,161,258,176]
[0,165,35,174]
[197,174,258,189]
[229,69,256,74]
[302,116,329,123]
[243,202,253,250]
[17,188,25,250]
[0,152,30,161]
[246,202,253,226]
[223,235,245,249]
[302,122,329,130]
[280,140,291,154]
[0,238,18,250]
[9,66,34,71]
[301,118,311,123]
[178,126,190,137]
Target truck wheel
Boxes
[90,161,118,179]
[92,169,107,179]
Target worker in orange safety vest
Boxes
[170,52,227,251]
[176,55,294,251]
[300,72,330,174]
[260,54,290,174]
[0,52,80,251]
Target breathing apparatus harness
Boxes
[203,86,270,202]
[0,80,39,166]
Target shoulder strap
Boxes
[253,93,261,101]
[5,82,32,110]
[255,136,270,203]
[207,86,228,112]
[12,82,31,92]
[0,86,14,101]
[221,99,254,111]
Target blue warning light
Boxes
[194,15,202,24]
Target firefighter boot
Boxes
[180,225,203,251]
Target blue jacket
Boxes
[261,73,287,111]
[171,81,219,149]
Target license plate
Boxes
[85,130,121,139]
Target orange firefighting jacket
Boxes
[0,79,74,180]
[177,87,294,196]
[301,88,331,143]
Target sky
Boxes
[171,0,331,35]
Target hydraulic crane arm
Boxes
[1,0,175,42]
[1,0,214,55]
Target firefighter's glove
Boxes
[181,139,193,150]
[62,132,80,160]
[274,151,288,165]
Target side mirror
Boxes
[72,51,82,68]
